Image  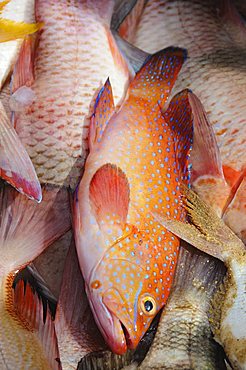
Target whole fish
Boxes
[74,47,193,354]
[154,187,246,370]
[130,0,246,224]
[12,0,139,190]
[136,245,226,370]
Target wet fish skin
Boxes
[132,0,246,177]
[13,0,133,189]
[74,47,192,354]
[154,187,246,370]
[137,245,226,370]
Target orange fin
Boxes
[0,100,41,202]
[55,241,105,367]
[188,92,230,215]
[0,183,71,275]
[163,89,193,184]
[11,35,35,93]
[89,163,130,226]
[188,92,224,181]
[129,46,187,104]
[223,165,242,188]
[0,18,42,43]
[12,265,61,369]
[89,78,115,150]
[223,173,246,243]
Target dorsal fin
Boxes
[0,100,42,202]
[12,265,61,369]
[163,89,193,184]
[89,163,130,226]
[129,47,187,105]
[89,78,115,150]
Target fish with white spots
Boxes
[74,47,193,354]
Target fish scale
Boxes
[74,47,193,354]
[14,0,131,188]
[133,0,246,173]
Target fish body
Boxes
[132,0,246,181]
[14,0,133,189]
[74,48,193,354]
[155,187,246,370]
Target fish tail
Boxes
[0,183,71,276]
[128,46,187,104]
[0,265,61,369]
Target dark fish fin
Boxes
[173,244,226,301]
[223,174,246,243]
[111,0,147,41]
[0,183,71,275]
[0,101,42,202]
[89,78,115,150]
[152,187,245,263]
[129,47,187,105]
[11,35,35,92]
[55,240,105,368]
[188,91,230,215]
[113,31,149,72]
[13,263,57,323]
[12,267,61,369]
[163,89,193,185]
[89,163,130,226]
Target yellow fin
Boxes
[0,0,10,14]
[0,18,42,43]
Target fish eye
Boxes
[139,295,157,316]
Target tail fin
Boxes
[0,183,71,275]
[129,47,187,105]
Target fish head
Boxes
[87,229,162,354]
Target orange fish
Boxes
[74,47,193,354]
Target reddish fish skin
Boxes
[74,48,193,354]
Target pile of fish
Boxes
[0,0,245,369]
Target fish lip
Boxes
[87,288,127,354]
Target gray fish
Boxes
[153,187,246,370]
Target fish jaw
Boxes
[86,285,127,355]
